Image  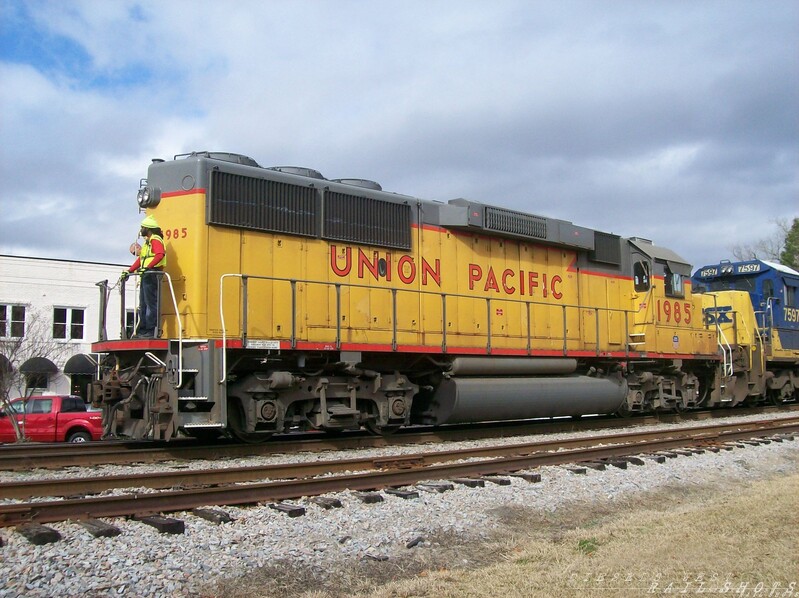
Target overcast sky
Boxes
[1,0,797,271]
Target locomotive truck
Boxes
[89,152,798,442]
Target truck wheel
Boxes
[68,431,92,443]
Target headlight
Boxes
[137,186,161,208]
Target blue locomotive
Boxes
[692,259,799,350]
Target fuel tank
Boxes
[424,375,628,425]
[448,357,577,376]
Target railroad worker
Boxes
[121,215,167,338]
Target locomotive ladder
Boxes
[627,288,653,351]
[717,327,734,378]
[709,293,735,397]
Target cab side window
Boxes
[634,261,651,292]
[664,265,684,298]
[762,280,774,301]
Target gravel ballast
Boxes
[0,413,796,597]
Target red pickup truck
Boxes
[0,395,104,443]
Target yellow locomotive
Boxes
[693,260,799,407]
[92,152,745,441]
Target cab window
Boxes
[664,265,684,298]
[634,261,651,292]
[762,280,774,301]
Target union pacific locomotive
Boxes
[90,152,799,441]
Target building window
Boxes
[53,307,85,340]
[25,373,48,393]
[0,304,26,338]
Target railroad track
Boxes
[1,404,796,471]
[3,417,799,500]
[0,417,796,527]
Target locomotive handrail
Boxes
[765,297,777,336]
[219,273,242,384]
[217,272,638,384]
[707,293,734,379]
[751,310,767,373]
[220,274,637,343]
[732,306,767,378]
[155,271,184,389]
[719,321,734,378]
[754,309,769,336]
[595,308,601,357]
[115,271,185,388]
[161,272,183,334]
[96,280,110,342]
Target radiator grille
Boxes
[590,231,622,265]
[208,171,319,236]
[485,206,547,239]
[324,191,411,250]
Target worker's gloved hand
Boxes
[120,270,130,281]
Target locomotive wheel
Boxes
[615,401,634,418]
[365,421,401,435]
[694,382,712,408]
[230,428,272,444]
[673,392,688,413]
[768,383,793,406]
[187,429,223,442]
[227,398,272,444]
[766,383,793,406]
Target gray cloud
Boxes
[0,0,796,270]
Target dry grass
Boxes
[202,473,799,598]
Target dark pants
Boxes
[138,270,160,337]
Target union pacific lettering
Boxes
[329,245,565,300]
[330,246,441,286]
[468,264,563,300]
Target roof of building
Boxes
[0,254,126,268]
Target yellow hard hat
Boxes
[140,215,159,229]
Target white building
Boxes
[0,255,137,400]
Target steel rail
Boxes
[2,418,798,500]
[0,422,795,526]
[1,405,796,471]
